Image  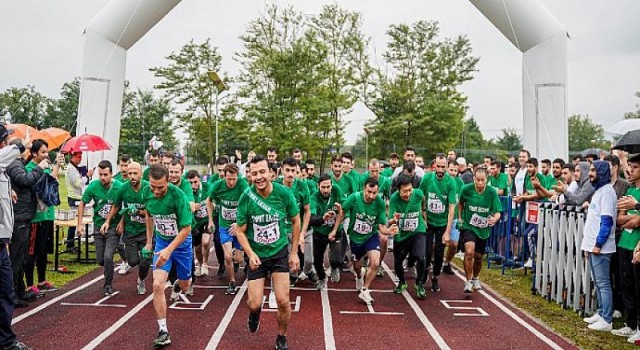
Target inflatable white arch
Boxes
[77,0,567,167]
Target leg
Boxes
[116,235,127,264]
[174,237,194,292]
[66,198,77,249]
[223,243,235,282]
[619,248,638,330]
[246,278,266,312]
[303,229,314,275]
[212,216,225,273]
[424,228,436,279]
[328,238,343,270]
[0,242,17,348]
[103,229,119,288]
[393,238,410,284]
[24,224,36,288]
[124,235,141,268]
[201,233,211,266]
[364,250,380,289]
[9,222,30,300]
[35,221,52,284]
[463,242,475,281]
[432,227,446,278]
[272,272,292,336]
[379,234,388,264]
[591,254,613,323]
[152,269,169,319]
[412,235,427,284]
[313,234,329,281]
[472,252,484,278]
[136,235,151,281]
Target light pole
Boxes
[364,127,370,165]
[207,71,228,162]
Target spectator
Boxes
[65,152,92,252]
[392,147,425,179]
[457,157,473,184]
[555,162,595,207]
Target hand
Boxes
[189,202,197,212]
[208,220,215,232]
[298,236,305,254]
[87,168,94,178]
[235,149,242,160]
[76,225,85,237]
[10,190,17,204]
[116,221,124,235]
[592,246,601,255]
[38,159,50,169]
[56,153,65,166]
[144,243,153,253]
[632,247,640,264]
[328,231,336,242]
[100,222,109,235]
[553,181,566,193]
[388,224,398,236]
[618,196,638,211]
[622,215,640,230]
[194,203,201,211]
[513,195,523,204]
[488,216,498,227]
[229,223,237,236]
[154,248,171,267]
[333,202,342,215]
[442,231,451,245]
[531,177,542,189]
[248,253,261,271]
[582,201,590,209]
[289,252,300,273]
[323,211,336,222]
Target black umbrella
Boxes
[580,148,604,157]
[613,129,640,154]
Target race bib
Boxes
[402,218,418,232]
[221,206,237,221]
[470,214,488,228]
[428,198,445,214]
[353,218,372,235]
[195,204,208,219]
[253,221,280,244]
[98,204,112,219]
[130,213,145,224]
[155,218,179,237]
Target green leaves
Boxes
[568,114,609,152]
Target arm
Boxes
[7,160,44,188]
[100,203,121,234]
[300,204,310,236]
[564,184,595,206]
[144,210,154,251]
[593,215,614,254]
[76,201,86,236]
[0,145,21,172]
[207,198,215,230]
[289,214,301,257]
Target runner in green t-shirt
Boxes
[208,156,228,184]
[208,163,249,295]
[458,167,502,293]
[309,173,344,289]
[102,162,151,295]
[329,155,355,200]
[419,154,457,292]
[488,161,509,196]
[275,157,315,286]
[185,170,213,279]
[341,177,397,304]
[143,164,193,348]
[342,152,363,193]
[235,156,300,350]
[142,150,160,182]
[78,161,122,296]
[442,160,464,275]
[381,152,400,178]
[113,154,131,183]
[389,174,427,299]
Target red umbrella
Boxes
[61,133,111,153]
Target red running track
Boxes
[11,253,578,350]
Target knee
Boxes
[369,258,380,270]
[247,297,262,311]
[277,296,290,311]
[128,255,140,267]
[152,279,165,293]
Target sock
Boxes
[157,318,168,333]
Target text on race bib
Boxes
[221,206,237,221]
[98,204,112,219]
[253,221,280,244]
[353,218,372,235]
[195,204,208,219]
[401,218,418,232]
[470,214,488,228]
[428,198,445,214]
[155,218,179,237]
[131,213,145,223]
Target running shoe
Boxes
[37,281,58,292]
[4,341,32,350]
[275,334,289,350]
[463,280,474,293]
[471,278,482,290]
[217,266,225,279]
[416,284,427,300]
[628,330,640,344]
[137,277,146,295]
[393,282,407,294]
[194,265,202,277]
[152,331,171,348]
[26,285,40,295]
[316,278,327,290]
[431,278,440,292]
[103,285,115,296]
[307,270,319,285]
[289,276,298,287]
[355,277,364,292]
[186,283,194,296]
[583,313,602,324]
[442,264,454,275]
[588,319,612,332]
[376,266,384,277]
[611,325,637,337]
[358,288,374,304]
[22,290,37,302]
[523,258,533,269]
[248,310,261,333]
[118,262,130,275]
[201,264,209,276]
[170,281,180,301]
[225,281,237,295]
[330,268,340,283]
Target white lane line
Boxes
[452,268,564,350]
[205,280,249,350]
[321,288,336,350]
[381,262,451,350]
[80,293,155,350]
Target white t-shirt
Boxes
[557,181,579,204]
[580,184,617,254]
[391,166,425,179]
[514,168,527,195]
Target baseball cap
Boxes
[456,157,467,166]
[0,123,15,142]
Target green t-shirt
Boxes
[360,173,391,200]
[544,174,556,189]
[331,173,355,200]
[419,172,458,228]
[113,172,126,183]
[342,191,387,245]
[25,161,55,222]
[145,184,192,241]
[208,173,221,184]
[174,178,195,203]
[114,180,149,235]
[459,184,502,240]
[381,167,395,178]
[208,178,249,229]
[310,186,344,236]
[524,173,546,195]
[193,182,212,227]
[142,167,150,182]
[236,183,300,258]
[389,188,426,242]
[619,187,640,250]
[82,179,123,228]
[306,178,317,196]
[344,170,363,192]
[274,178,310,217]
[488,173,509,196]
[452,176,464,218]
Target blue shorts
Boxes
[219,226,243,250]
[450,219,460,242]
[350,234,380,262]
[153,235,193,280]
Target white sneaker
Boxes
[268,291,277,309]
[628,330,640,343]
[194,265,202,277]
[471,278,482,290]
[118,262,130,275]
[583,313,602,324]
[355,277,364,292]
[330,268,340,283]
[612,310,623,319]
[611,326,637,337]
[455,252,465,260]
[588,319,612,331]
[201,264,209,276]
[376,266,384,277]
[136,277,146,295]
[523,258,533,268]
[358,289,374,304]
[464,280,474,293]
[186,283,194,296]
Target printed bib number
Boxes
[131,213,145,224]
[470,214,488,228]
[402,218,418,232]
[195,204,208,219]
[428,198,445,214]
[155,218,179,237]
[353,218,372,235]
[221,206,237,221]
[98,204,112,219]
[253,221,280,244]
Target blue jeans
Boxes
[590,253,613,323]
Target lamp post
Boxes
[207,71,228,162]
[364,127,370,165]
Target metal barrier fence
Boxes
[484,198,595,315]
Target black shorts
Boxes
[191,223,210,247]
[247,246,290,280]
[460,230,487,255]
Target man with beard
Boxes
[488,161,509,196]
[554,162,595,207]
[442,160,464,275]
[186,170,212,278]
[360,159,391,276]
[103,162,151,294]
[513,158,545,269]
[143,150,160,182]
[113,154,132,275]
[207,156,229,279]
[381,153,400,178]
[329,155,355,270]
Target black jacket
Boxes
[7,158,43,222]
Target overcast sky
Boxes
[1,0,639,145]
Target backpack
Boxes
[34,172,61,207]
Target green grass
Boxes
[452,258,633,350]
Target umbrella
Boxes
[41,127,72,150]
[7,124,47,142]
[61,133,111,153]
[580,148,605,157]
[606,119,640,135]
[612,129,640,154]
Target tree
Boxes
[366,20,479,160]
[0,86,51,127]
[150,39,224,164]
[624,91,640,119]
[119,88,178,161]
[494,128,523,153]
[568,114,609,152]
[44,78,80,135]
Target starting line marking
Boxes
[321,287,336,350]
[61,291,126,308]
[169,294,214,310]
[262,295,302,312]
[440,300,489,317]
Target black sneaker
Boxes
[22,290,37,302]
[234,262,239,272]
[225,281,237,295]
[289,276,297,287]
[307,271,319,285]
[275,334,289,350]
[152,331,171,348]
[442,264,454,275]
[217,267,225,279]
[431,278,440,292]
[247,310,261,333]
[4,341,32,350]
[13,299,29,308]
[103,285,115,296]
